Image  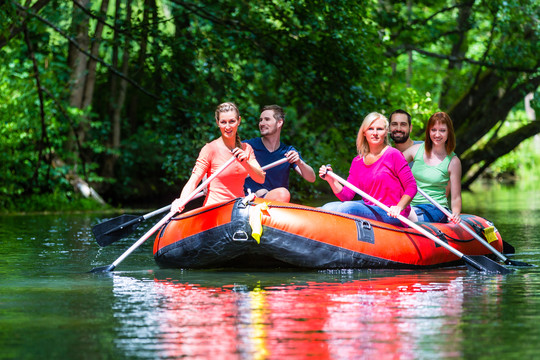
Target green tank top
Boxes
[410,143,455,207]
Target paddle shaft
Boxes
[92,156,237,272]
[132,157,288,219]
[325,171,488,271]
[191,156,290,200]
[106,212,175,270]
[103,205,171,236]
[93,156,289,247]
[416,187,510,263]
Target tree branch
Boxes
[411,3,467,27]
[12,1,158,99]
[452,73,540,154]
[403,45,538,73]
[0,0,51,49]
[462,120,540,187]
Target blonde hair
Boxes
[215,102,242,148]
[356,112,389,157]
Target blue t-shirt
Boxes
[243,137,301,194]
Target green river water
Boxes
[1,182,539,359]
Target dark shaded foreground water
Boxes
[1,183,540,359]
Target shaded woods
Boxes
[1,0,538,210]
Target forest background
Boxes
[1,0,538,212]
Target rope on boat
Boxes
[168,197,480,243]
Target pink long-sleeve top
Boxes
[336,146,417,217]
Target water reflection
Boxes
[111,270,504,359]
[2,183,539,359]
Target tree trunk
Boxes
[456,74,540,184]
[126,0,152,132]
[23,24,50,192]
[102,0,132,181]
[67,0,90,110]
[67,0,90,161]
[64,0,109,202]
[439,0,474,110]
[82,0,110,109]
[461,120,540,188]
[451,73,540,156]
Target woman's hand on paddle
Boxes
[171,198,185,214]
[231,147,247,163]
[389,195,412,219]
[319,164,332,181]
[387,205,403,218]
[319,165,343,195]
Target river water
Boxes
[1,183,539,359]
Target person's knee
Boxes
[255,189,269,198]
[338,202,364,214]
[321,201,343,212]
[322,201,364,215]
[264,188,291,202]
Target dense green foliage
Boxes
[1,0,538,211]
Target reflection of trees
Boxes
[110,271,503,359]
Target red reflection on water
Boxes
[148,273,471,359]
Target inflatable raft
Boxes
[153,196,504,269]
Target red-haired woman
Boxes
[403,111,462,223]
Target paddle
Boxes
[416,187,531,267]
[89,156,237,273]
[92,205,171,247]
[324,170,512,274]
[92,156,289,247]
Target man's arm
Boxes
[286,150,316,182]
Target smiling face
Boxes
[424,111,455,155]
[429,121,448,146]
[389,113,411,144]
[217,110,240,141]
[259,109,282,137]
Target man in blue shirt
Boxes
[244,105,316,202]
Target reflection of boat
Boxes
[147,271,474,359]
[153,197,504,269]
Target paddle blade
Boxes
[503,240,516,255]
[88,264,116,273]
[504,258,533,267]
[92,214,141,247]
[464,255,513,274]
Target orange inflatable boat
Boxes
[153,197,504,269]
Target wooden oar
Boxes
[89,156,237,273]
[325,170,512,274]
[92,157,289,247]
[416,187,531,267]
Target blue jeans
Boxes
[412,203,448,223]
[321,200,404,227]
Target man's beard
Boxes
[390,131,409,144]
[260,127,277,137]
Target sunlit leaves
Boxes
[1,0,538,208]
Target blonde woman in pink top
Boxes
[319,112,417,227]
[172,102,265,213]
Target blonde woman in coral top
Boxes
[172,102,265,213]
